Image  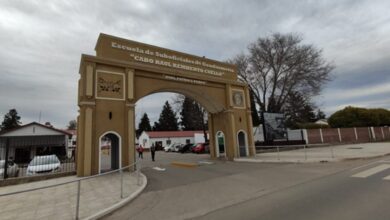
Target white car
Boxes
[27,155,61,176]
[164,143,176,152]
[0,160,19,179]
[164,143,183,152]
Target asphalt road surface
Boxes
[103,152,390,220]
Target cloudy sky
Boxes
[0,0,389,128]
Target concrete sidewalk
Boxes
[235,142,390,163]
[0,171,146,220]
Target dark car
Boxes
[192,143,210,154]
[180,143,194,153]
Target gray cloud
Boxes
[0,0,389,128]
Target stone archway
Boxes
[76,33,255,176]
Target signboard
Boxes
[263,112,287,141]
[95,33,237,80]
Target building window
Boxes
[166,139,171,145]
[186,139,190,144]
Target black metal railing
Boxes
[0,137,76,180]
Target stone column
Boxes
[126,68,136,169]
[208,114,216,158]
[77,105,94,176]
[127,104,136,168]
[246,110,255,156]
[226,110,236,160]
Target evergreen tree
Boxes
[316,109,326,120]
[1,109,22,131]
[180,97,204,131]
[153,101,178,131]
[283,92,316,128]
[67,120,77,130]
[136,113,152,137]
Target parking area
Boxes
[138,150,211,168]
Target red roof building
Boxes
[138,130,208,149]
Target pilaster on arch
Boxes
[126,102,136,168]
[126,68,135,101]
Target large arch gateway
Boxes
[76,33,255,176]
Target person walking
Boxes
[150,143,156,161]
[137,144,144,159]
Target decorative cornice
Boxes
[79,101,96,106]
[126,103,136,107]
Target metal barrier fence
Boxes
[0,160,141,220]
[0,137,76,180]
[256,145,337,161]
[0,156,75,180]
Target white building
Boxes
[315,119,329,126]
[0,122,72,163]
[63,129,77,158]
[138,130,208,149]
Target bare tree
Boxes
[231,33,334,113]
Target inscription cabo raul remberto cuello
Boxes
[111,41,234,77]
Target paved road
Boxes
[103,151,390,220]
[194,157,390,220]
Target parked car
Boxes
[173,143,184,152]
[180,143,195,153]
[164,143,183,152]
[0,160,19,178]
[27,155,61,176]
[192,143,210,154]
[164,143,176,152]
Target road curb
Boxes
[84,173,148,220]
[234,158,340,163]
[341,152,390,161]
[235,153,390,164]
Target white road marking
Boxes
[351,161,384,171]
[152,167,166,171]
[383,175,390,181]
[351,164,390,178]
[198,161,214,165]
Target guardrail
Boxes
[0,160,142,220]
[256,145,336,161]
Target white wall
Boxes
[194,133,209,143]
[149,137,194,148]
[253,126,264,142]
[138,132,150,148]
[138,131,212,149]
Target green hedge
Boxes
[328,106,390,128]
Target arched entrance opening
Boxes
[237,130,248,157]
[215,131,226,158]
[99,132,121,173]
[136,92,210,158]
